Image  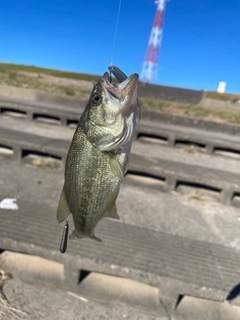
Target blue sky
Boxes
[0,0,239,93]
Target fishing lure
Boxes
[109,65,141,121]
[109,65,128,83]
[60,220,69,253]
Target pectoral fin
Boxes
[109,154,124,180]
[123,156,130,175]
[57,187,71,223]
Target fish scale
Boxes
[66,130,119,237]
[68,131,117,221]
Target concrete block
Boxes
[0,251,64,287]
[174,296,240,320]
[77,272,168,316]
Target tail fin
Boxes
[91,234,102,242]
[69,230,102,242]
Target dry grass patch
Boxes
[140,97,240,124]
[0,70,92,99]
[204,91,240,102]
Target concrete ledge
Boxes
[2,95,240,136]
[0,84,88,108]
[136,120,240,158]
[77,272,166,316]
[0,251,64,287]
[142,109,240,135]
[174,296,240,320]
[1,124,240,207]
[0,251,167,315]
[138,82,203,104]
[2,96,240,159]
[1,199,240,304]
[0,95,85,126]
[0,82,203,106]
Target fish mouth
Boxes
[102,72,139,117]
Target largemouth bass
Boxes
[57,71,139,242]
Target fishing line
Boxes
[110,0,122,66]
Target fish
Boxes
[57,70,139,242]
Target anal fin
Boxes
[105,201,120,220]
[57,187,71,223]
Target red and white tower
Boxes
[140,0,167,83]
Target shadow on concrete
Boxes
[226,283,240,301]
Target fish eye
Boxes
[92,94,102,105]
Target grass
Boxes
[65,87,75,96]
[204,91,240,102]
[0,62,101,82]
[140,97,240,124]
[1,62,240,124]
[0,69,92,99]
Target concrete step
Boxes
[174,296,240,320]
[0,95,85,126]
[2,95,240,146]
[136,120,240,157]
[0,251,167,318]
[1,196,240,305]
[132,140,240,175]
[1,153,240,318]
[1,119,240,206]
[2,95,240,319]
[3,274,164,319]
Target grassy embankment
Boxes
[0,63,101,81]
[204,91,240,102]
[0,63,97,99]
[1,63,240,123]
[140,97,240,123]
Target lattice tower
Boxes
[140,0,167,83]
